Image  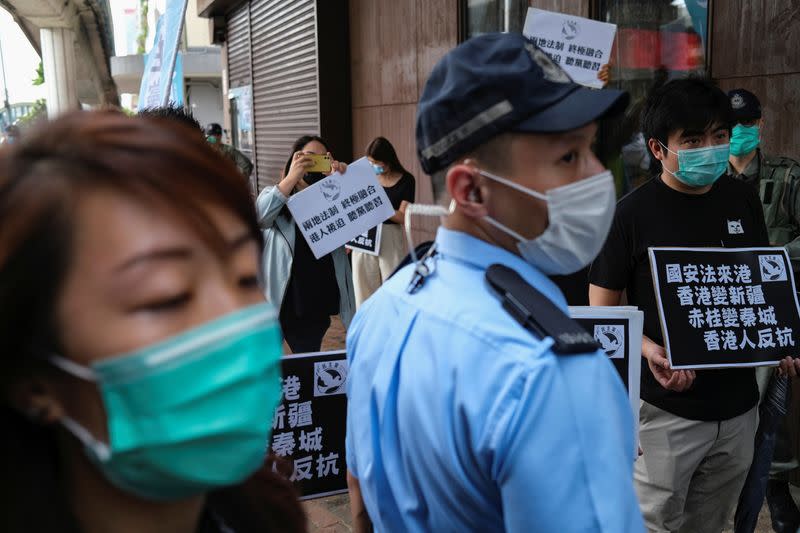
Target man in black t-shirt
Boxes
[590,78,799,532]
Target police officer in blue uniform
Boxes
[344,33,644,533]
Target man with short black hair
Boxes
[590,77,799,532]
[345,32,643,533]
[138,104,202,131]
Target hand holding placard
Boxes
[777,356,800,377]
[642,336,696,392]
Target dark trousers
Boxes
[280,306,331,354]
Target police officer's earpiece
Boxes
[469,188,482,203]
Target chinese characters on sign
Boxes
[270,351,349,499]
[346,223,382,256]
[649,248,800,369]
[530,40,604,72]
[523,7,617,89]
[287,158,394,259]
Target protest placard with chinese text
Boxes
[523,7,616,89]
[270,351,348,500]
[649,247,800,369]
[287,157,394,259]
[346,224,382,256]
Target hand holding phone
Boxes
[306,154,332,173]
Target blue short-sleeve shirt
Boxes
[345,227,644,533]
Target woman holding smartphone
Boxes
[256,135,356,353]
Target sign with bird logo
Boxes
[648,247,800,369]
[270,350,349,500]
[287,157,394,259]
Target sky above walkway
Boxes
[0,7,46,104]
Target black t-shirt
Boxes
[550,266,590,306]
[590,175,768,421]
[383,172,416,224]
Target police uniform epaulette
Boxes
[485,263,600,354]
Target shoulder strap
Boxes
[485,264,599,355]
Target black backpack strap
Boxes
[486,263,600,355]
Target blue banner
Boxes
[170,52,184,106]
[138,0,188,109]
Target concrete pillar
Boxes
[40,27,79,119]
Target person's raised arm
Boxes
[277,151,313,198]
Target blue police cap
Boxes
[416,32,629,174]
[728,89,762,122]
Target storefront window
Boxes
[463,0,529,38]
[596,0,709,192]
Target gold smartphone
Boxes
[307,153,332,173]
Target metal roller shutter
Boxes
[227,4,252,90]
[250,0,319,190]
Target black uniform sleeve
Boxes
[589,206,634,291]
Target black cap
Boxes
[205,123,223,136]
[728,89,762,122]
[416,32,629,174]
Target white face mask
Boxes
[478,169,617,275]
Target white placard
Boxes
[570,306,643,457]
[523,8,617,89]
[287,157,394,259]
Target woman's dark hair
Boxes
[282,134,329,178]
[0,111,305,533]
[641,76,733,154]
[366,136,407,174]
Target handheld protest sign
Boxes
[649,247,800,369]
[570,306,643,456]
[269,351,348,500]
[287,157,394,259]
[346,224,382,256]
[523,7,616,89]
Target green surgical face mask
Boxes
[730,124,760,156]
[206,135,219,144]
[660,142,730,188]
[49,303,283,501]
